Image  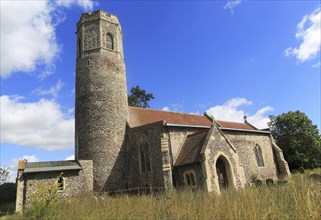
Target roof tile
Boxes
[174,131,208,166]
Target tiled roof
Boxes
[128,106,257,131]
[216,120,257,130]
[174,131,208,166]
[128,106,212,128]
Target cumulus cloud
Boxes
[65,155,75,160]
[56,0,94,11]
[206,97,273,129]
[3,155,40,182]
[162,106,170,111]
[161,102,185,113]
[224,0,242,14]
[284,6,321,63]
[33,79,64,99]
[0,95,74,151]
[0,0,94,78]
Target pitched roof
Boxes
[174,131,208,166]
[128,106,212,128]
[24,161,82,173]
[216,120,257,130]
[128,106,258,131]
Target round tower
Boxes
[75,10,128,192]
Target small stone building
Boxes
[16,9,290,212]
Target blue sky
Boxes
[1,0,320,180]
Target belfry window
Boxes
[254,144,265,167]
[106,33,114,50]
[140,142,151,173]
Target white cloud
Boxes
[161,102,185,113]
[33,79,64,99]
[284,6,321,62]
[3,155,40,182]
[206,97,273,129]
[56,0,94,11]
[224,0,242,14]
[0,95,74,151]
[0,0,94,78]
[65,155,75,160]
[162,106,170,111]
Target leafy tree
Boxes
[128,86,155,108]
[0,167,10,185]
[269,111,321,170]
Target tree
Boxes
[128,86,155,108]
[0,167,10,185]
[269,111,321,170]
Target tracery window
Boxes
[140,142,151,173]
[106,33,114,50]
[254,144,265,167]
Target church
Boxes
[15,10,290,212]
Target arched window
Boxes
[140,141,151,173]
[184,170,197,187]
[254,144,265,167]
[106,33,114,50]
[57,176,64,191]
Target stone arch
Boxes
[214,154,235,191]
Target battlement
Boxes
[77,10,120,29]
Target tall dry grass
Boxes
[3,169,321,220]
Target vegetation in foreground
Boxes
[2,169,320,220]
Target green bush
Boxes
[23,181,60,219]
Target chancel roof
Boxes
[216,120,257,130]
[174,131,208,167]
[128,106,258,131]
[128,106,212,128]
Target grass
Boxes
[2,169,321,220]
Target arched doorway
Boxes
[216,156,230,190]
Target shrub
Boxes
[23,180,60,219]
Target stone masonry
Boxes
[75,10,128,192]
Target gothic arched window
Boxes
[184,170,197,187]
[254,144,265,167]
[106,33,114,50]
[140,141,151,173]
